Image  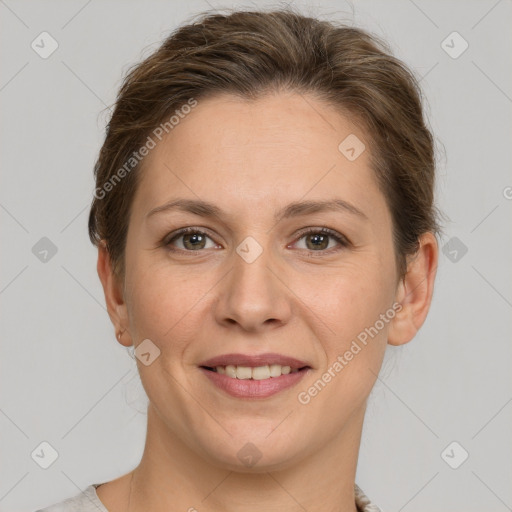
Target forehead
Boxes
[132,92,388,225]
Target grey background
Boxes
[1,0,511,511]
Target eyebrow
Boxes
[146,198,368,222]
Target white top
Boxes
[35,484,107,512]
[36,482,382,511]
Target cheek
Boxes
[125,266,173,342]
[295,271,391,412]
[290,254,394,399]
[294,254,395,336]
[127,256,215,361]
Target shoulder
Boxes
[34,484,108,512]
[355,483,383,512]
[35,481,380,512]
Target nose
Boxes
[213,238,293,333]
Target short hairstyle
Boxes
[88,8,442,281]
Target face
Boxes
[112,91,407,471]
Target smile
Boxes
[199,365,311,399]
[202,364,303,379]
[198,353,312,398]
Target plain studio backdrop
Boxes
[1,1,511,511]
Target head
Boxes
[91,9,440,471]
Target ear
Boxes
[387,232,438,345]
[97,241,132,348]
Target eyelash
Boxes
[162,226,350,255]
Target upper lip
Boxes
[199,353,311,369]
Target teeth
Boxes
[269,364,282,377]
[236,366,252,379]
[214,364,298,379]
[225,365,237,378]
[252,366,270,380]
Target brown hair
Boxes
[88,7,442,282]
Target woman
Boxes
[37,7,440,512]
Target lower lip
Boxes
[199,367,310,399]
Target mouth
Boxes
[198,353,312,399]
[200,364,310,380]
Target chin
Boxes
[194,427,307,473]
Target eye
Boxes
[164,227,219,251]
[163,227,350,254]
[292,228,349,253]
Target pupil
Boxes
[184,233,205,250]
[308,233,327,250]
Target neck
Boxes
[126,404,365,512]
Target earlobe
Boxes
[387,232,438,346]
[96,242,132,348]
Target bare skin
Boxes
[96,91,438,512]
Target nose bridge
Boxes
[232,233,277,301]
[215,233,291,329]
